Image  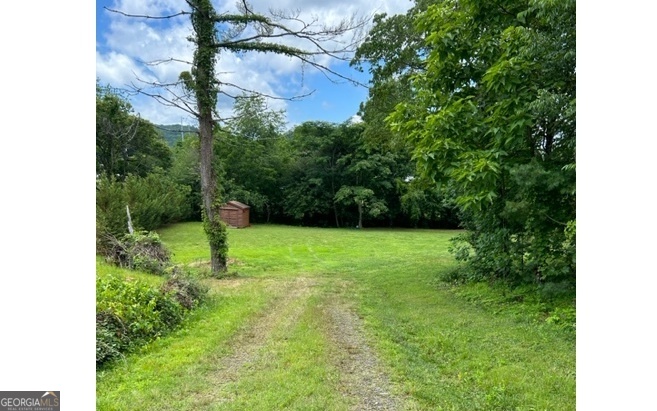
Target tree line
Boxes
[96,86,459,236]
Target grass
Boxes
[96,256,167,287]
[97,223,575,410]
[96,277,279,410]
[207,291,350,411]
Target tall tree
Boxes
[388,0,576,283]
[284,121,410,228]
[108,0,368,274]
[218,95,289,222]
[283,122,350,227]
[334,124,394,229]
[351,0,433,150]
[351,0,459,229]
[169,135,203,221]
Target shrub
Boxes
[96,310,128,365]
[96,173,193,249]
[101,231,171,275]
[96,271,208,368]
[160,269,209,310]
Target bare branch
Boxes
[126,76,199,119]
[144,57,194,67]
[107,1,371,125]
[216,80,315,102]
[105,7,189,20]
[211,9,369,59]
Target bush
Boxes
[96,172,193,248]
[161,269,209,310]
[96,310,128,365]
[96,272,207,368]
[100,231,171,275]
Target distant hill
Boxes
[155,124,198,147]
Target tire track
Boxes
[321,294,406,410]
[192,277,318,407]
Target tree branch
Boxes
[106,2,371,123]
[105,7,189,20]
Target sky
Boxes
[96,0,414,129]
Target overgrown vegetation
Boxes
[96,228,208,369]
[95,173,192,243]
[96,81,196,250]
[96,270,208,367]
[202,209,229,276]
[98,231,171,275]
[96,83,172,179]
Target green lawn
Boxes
[97,223,575,410]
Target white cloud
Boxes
[111,0,188,18]
[349,114,363,124]
[97,0,413,125]
[96,50,157,87]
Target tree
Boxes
[335,187,385,229]
[388,0,576,283]
[107,0,368,275]
[226,94,285,142]
[351,0,433,150]
[351,0,460,229]
[168,135,203,221]
[334,124,394,229]
[399,177,457,228]
[283,122,350,227]
[96,82,172,179]
[218,95,289,222]
[283,121,411,228]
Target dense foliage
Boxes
[96,83,172,179]
[216,95,291,223]
[357,0,575,285]
[215,117,458,228]
[96,85,196,250]
[96,271,208,367]
[96,172,192,249]
[96,85,458,251]
[97,0,575,286]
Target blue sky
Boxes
[96,0,412,128]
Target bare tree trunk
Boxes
[191,0,227,274]
[357,202,363,229]
[126,205,134,235]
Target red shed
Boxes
[219,200,250,228]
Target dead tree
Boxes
[106,0,369,275]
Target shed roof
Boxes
[222,200,250,210]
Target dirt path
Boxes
[193,277,317,407]
[196,277,406,410]
[321,298,403,410]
